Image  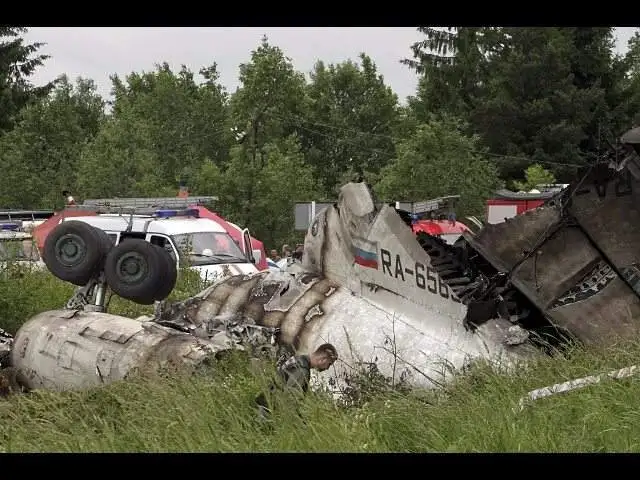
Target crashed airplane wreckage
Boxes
[2,128,640,396]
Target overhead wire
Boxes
[266,110,586,169]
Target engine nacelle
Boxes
[9,309,234,391]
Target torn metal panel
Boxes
[567,165,640,298]
[463,161,640,345]
[547,268,640,344]
[462,205,597,311]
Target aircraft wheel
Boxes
[150,244,178,301]
[43,220,107,286]
[93,227,116,258]
[104,239,167,305]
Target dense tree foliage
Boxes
[1,27,640,249]
[405,27,637,182]
[0,75,103,207]
[0,27,53,134]
[374,115,500,217]
[301,53,401,193]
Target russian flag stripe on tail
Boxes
[352,237,378,269]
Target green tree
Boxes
[0,75,105,208]
[622,29,640,127]
[229,36,307,154]
[405,27,629,183]
[375,115,499,217]
[108,62,231,186]
[403,27,501,119]
[76,114,168,199]
[193,135,318,248]
[561,28,628,153]
[470,28,602,181]
[300,54,400,194]
[226,36,309,226]
[0,27,53,134]
[512,164,556,192]
[78,62,231,197]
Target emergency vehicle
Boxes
[485,184,569,224]
[51,200,259,284]
[32,197,269,273]
[400,196,471,245]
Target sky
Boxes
[23,27,639,105]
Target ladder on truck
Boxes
[405,195,460,216]
[294,195,461,230]
[0,210,55,222]
[66,196,218,216]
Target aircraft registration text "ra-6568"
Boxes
[380,248,460,302]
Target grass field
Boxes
[1,268,640,452]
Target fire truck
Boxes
[1,196,268,274]
[31,196,269,275]
[485,184,569,224]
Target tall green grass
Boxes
[0,264,206,333]
[1,266,640,452]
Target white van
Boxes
[61,210,258,284]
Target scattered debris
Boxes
[505,325,530,346]
[516,364,640,412]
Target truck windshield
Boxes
[171,232,247,266]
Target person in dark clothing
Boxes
[292,244,304,261]
[255,343,338,420]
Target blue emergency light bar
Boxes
[154,208,200,219]
[0,222,21,231]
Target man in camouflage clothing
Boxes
[255,343,338,420]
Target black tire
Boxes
[93,227,117,270]
[104,239,166,305]
[150,244,178,301]
[43,220,106,286]
[93,227,115,257]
